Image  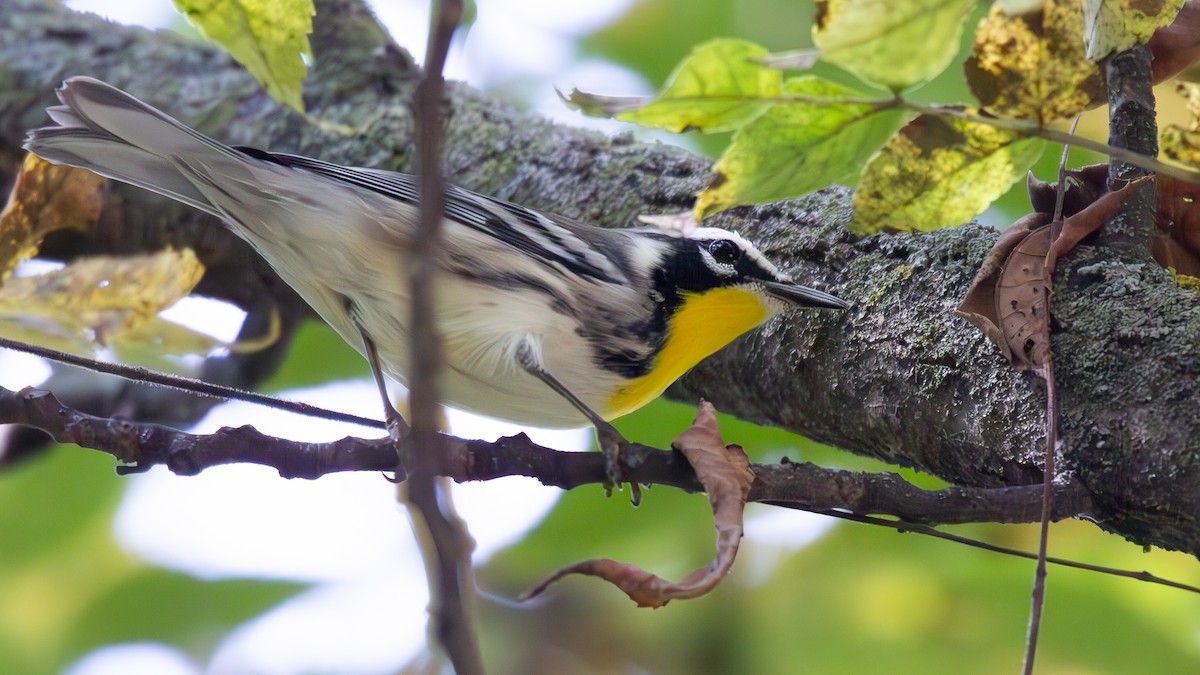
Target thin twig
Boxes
[576,91,1200,184]
[900,102,1200,185]
[1022,117,1077,675]
[0,335,385,430]
[408,1,482,673]
[785,507,1200,595]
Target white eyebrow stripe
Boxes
[687,226,788,280]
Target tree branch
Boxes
[0,383,1095,527]
[1,0,1198,554]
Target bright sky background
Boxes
[0,2,836,673]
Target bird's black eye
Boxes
[706,239,741,265]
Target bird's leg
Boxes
[356,318,410,478]
[515,341,640,504]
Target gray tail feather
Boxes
[23,76,242,216]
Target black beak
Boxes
[762,280,848,309]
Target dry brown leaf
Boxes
[958,176,1152,371]
[1148,0,1200,84]
[0,155,105,282]
[958,212,1053,366]
[998,223,1055,370]
[1026,164,1108,218]
[523,401,752,608]
[1045,176,1154,277]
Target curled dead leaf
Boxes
[998,224,1055,370]
[957,212,1052,368]
[958,176,1153,371]
[1045,177,1155,277]
[1026,164,1108,218]
[1148,0,1200,84]
[523,401,752,608]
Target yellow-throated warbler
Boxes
[25,77,846,463]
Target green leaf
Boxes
[812,0,976,90]
[1082,0,1184,62]
[173,0,314,113]
[565,38,781,133]
[851,112,1047,234]
[695,76,908,219]
[67,570,303,663]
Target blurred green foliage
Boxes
[0,442,301,675]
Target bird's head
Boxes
[664,227,847,312]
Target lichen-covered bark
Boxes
[1,0,1197,554]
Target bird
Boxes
[25,76,847,482]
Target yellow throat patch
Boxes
[604,286,770,419]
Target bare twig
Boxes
[791,508,1200,596]
[406,1,481,673]
[1099,44,1159,256]
[0,335,384,430]
[1022,118,1077,675]
[901,102,1200,186]
[0,383,1098,522]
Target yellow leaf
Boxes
[0,155,104,282]
[813,0,976,90]
[0,249,205,351]
[965,0,1105,123]
[852,111,1046,233]
[173,0,314,112]
[1082,0,1184,62]
[1162,81,1200,167]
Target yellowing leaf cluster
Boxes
[1162,82,1200,166]
[853,112,1046,233]
[566,0,1194,234]
[0,155,266,363]
[0,156,103,282]
[965,0,1105,124]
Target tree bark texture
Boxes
[0,0,1197,555]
